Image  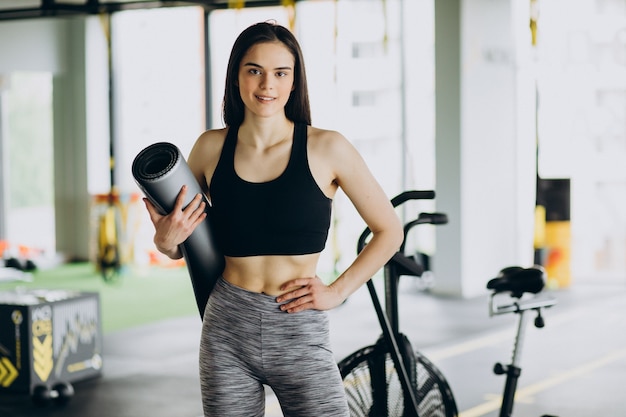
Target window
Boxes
[0,72,55,255]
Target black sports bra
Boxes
[209,123,332,257]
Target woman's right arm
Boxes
[144,186,206,260]
[143,128,225,260]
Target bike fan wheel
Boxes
[339,342,457,417]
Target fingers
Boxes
[180,194,207,232]
[279,297,314,313]
[143,198,162,223]
[175,186,206,218]
[142,187,207,250]
[276,277,341,313]
[185,193,207,217]
[277,277,317,301]
[144,186,206,219]
[279,278,310,292]
[173,185,189,211]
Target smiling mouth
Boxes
[256,95,275,102]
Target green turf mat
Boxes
[0,263,198,333]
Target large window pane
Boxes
[110,6,206,195]
[2,72,55,254]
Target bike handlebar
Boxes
[357,190,437,254]
[399,212,448,253]
[390,190,435,207]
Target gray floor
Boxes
[2,277,626,417]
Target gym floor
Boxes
[1,277,625,417]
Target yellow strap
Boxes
[228,0,245,9]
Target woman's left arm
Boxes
[277,131,403,312]
[325,133,404,301]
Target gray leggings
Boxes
[199,277,349,417]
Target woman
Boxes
[144,21,403,417]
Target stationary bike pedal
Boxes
[493,362,507,375]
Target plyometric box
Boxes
[0,289,103,394]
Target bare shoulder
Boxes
[188,127,229,193]
[189,127,228,166]
[306,125,371,194]
[191,127,228,156]
[307,126,358,159]
[308,125,347,143]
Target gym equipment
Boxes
[132,142,224,318]
[339,190,457,417]
[4,257,28,271]
[97,202,121,281]
[338,190,558,417]
[2,243,39,272]
[32,381,74,407]
[91,192,143,282]
[0,289,102,406]
[487,266,557,417]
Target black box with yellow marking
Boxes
[0,289,102,394]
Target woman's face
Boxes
[237,41,295,120]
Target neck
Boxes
[239,117,294,148]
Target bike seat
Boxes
[486,266,546,298]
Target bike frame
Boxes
[490,293,557,417]
[358,190,440,417]
[356,190,557,417]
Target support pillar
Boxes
[53,19,91,261]
[433,0,537,297]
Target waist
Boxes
[222,253,320,296]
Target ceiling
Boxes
[0,0,289,20]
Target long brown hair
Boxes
[222,22,312,127]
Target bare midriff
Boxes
[222,252,321,296]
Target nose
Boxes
[259,74,273,90]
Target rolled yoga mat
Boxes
[132,142,224,318]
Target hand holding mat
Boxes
[132,142,224,318]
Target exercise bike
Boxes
[486,267,558,417]
[338,190,557,417]
[338,190,456,417]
